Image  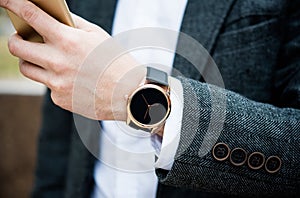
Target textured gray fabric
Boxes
[157,78,300,196]
[157,0,300,196]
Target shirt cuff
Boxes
[152,77,183,170]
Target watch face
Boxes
[129,86,169,126]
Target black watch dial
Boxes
[130,87,169,125]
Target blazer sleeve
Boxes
[156,0,300,196]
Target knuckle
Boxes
[0,0,10,8]
[48,79,61,91]
[44,75,52,89]
[7,37,17,56]
[48,78,69,93]
[50,92,60,106]
[19,61,29,76]
[21,3,38,24]
[49,57,67,74]
[61,35,79,52]
[50,89,70,110]
[54,30,64,41]
[48,58,61,73]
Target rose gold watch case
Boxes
[126,83,171,133]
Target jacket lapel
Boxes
[174,0,237,80]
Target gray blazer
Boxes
[32,0,300,197]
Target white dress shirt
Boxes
[92,0,187,197]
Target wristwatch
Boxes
[126,67,171,133]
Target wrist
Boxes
[94,57,146,121]
[155,124,165,137]
[113,66,147,121]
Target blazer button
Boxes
[248,152,265,170]
[265,156,282,174]
[230,148,247,166]
[212,143,230,161]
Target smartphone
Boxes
[6,0,74,42]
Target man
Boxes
[1,0,299,197]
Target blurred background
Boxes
[0,8,45,198]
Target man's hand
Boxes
[1,0,145,120]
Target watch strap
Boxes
[128,121,152,133]
[146,67,169,86]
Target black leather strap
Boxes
[146,67,169,86]
[128,121,151,132]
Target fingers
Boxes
[0,0,10,8]
[1,0,65,42]
[8,33,53,70]
[19,59,48,85]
